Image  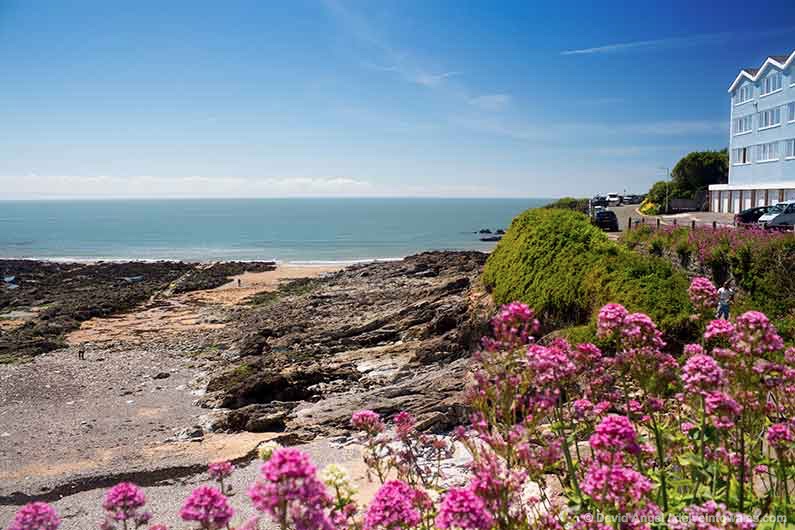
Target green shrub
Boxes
[649,238,665,257]
[542,197,590,213]
[482,208,694,342]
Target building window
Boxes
[757,141,779,162]
[734,84,754,104]
[789,102,795,122]
[786,139,795,159]
[733,115,753,134]
[762,72,783,95]
[733,147,751,164]
[759,107,782,129]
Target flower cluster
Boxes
[6,502,60,530]
[248,448,334,530]
[681,354,725,395]
[350,410,385,434]
[363,480,425,530]
[688,276,718,314]
[485,301,539,349]
[101,482,151,528]
[435,487,493,530]
[179,485,234,530]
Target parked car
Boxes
[623,194,644,205]
[758,201,795,226]
[766,210,795,231]
[734,205,772,226]
[592,210,619,232]
[591,195,608,207]
[607,193,622,206]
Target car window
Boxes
[771,204,785,213]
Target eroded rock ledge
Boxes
[202,251,492,440]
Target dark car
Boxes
[592,210,619,232]
[766,211,795,231]
[591,195,608,207]
[623,194,644,205]
[734,205,771,226]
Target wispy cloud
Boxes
[562,26,795,56]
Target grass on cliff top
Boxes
[482,208,695,343]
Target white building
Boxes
[709,50,795,212]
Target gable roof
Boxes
[728,51,795,92]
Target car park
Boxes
[734,205,772,226]
[758,201,795,226]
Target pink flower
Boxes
[767,423,794,449]
[589,415,640,462]
[363,480,423,530]
[688,277,718,314]
[393,411,416,440]
[487,302,539,348]
[179,485,234,530]
[620,313,665,350]
[581,464,652,513]
[248,448,333,530]
[7,502,60,530]
[597,303,628,338]
[683,343,705,357]
[680,422,696,434]
[102,483,146,522]
[681,354,725,395]
[527,343,576,387]
[435,487,493,530]
[705,391,742,430]
[148,526,169,530]
[351,410,385,434]
[734,311,784,356]
[704,319,735,342]
[208,461,233,481]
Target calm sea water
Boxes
[0,198,547,262]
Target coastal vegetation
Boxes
[482,208,693,342]
[622,224,795,341]
[12,295,795,529]
[541,197,589,213]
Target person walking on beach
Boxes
[716,280,735,319]
[237,278,242,288]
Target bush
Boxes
[542,197,589,213]
[482,208,694,342]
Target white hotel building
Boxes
[709,50,795,213]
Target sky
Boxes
[2,0,795,199]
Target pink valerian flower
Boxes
[588,415,640,463]
[248,448,334,530]
[102,482,147,522]
[681,354,726,395]
[597,303,628,338]
[526,343,577,387]
[767,423,794,449]
[733,310,784,356]
[468,448,528,516]
[7,502,61,530]
[688,276,718,314]
[667,500,755,530]
[485,301,539,349]
[179,485,234,530]
[681,422,696,434]
[435,487,493,530]
[620,313,665,350]
[705,391,742,430]
[208,461,233,481]
[581,463,653,513]
[393,411,416,440]
[683,343,705,357]
[363,480,425,530]
[573,399,594,418]
[148,526,169,530]
[704,319,735,343]
[351,410,385,434]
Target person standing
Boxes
[716,281,735,319]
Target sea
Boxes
[0,198,548,263]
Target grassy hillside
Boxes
[482,208,694,342]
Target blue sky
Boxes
[2,0,795,199]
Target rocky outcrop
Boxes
[0,260,276,360]
[202,251,492,439]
